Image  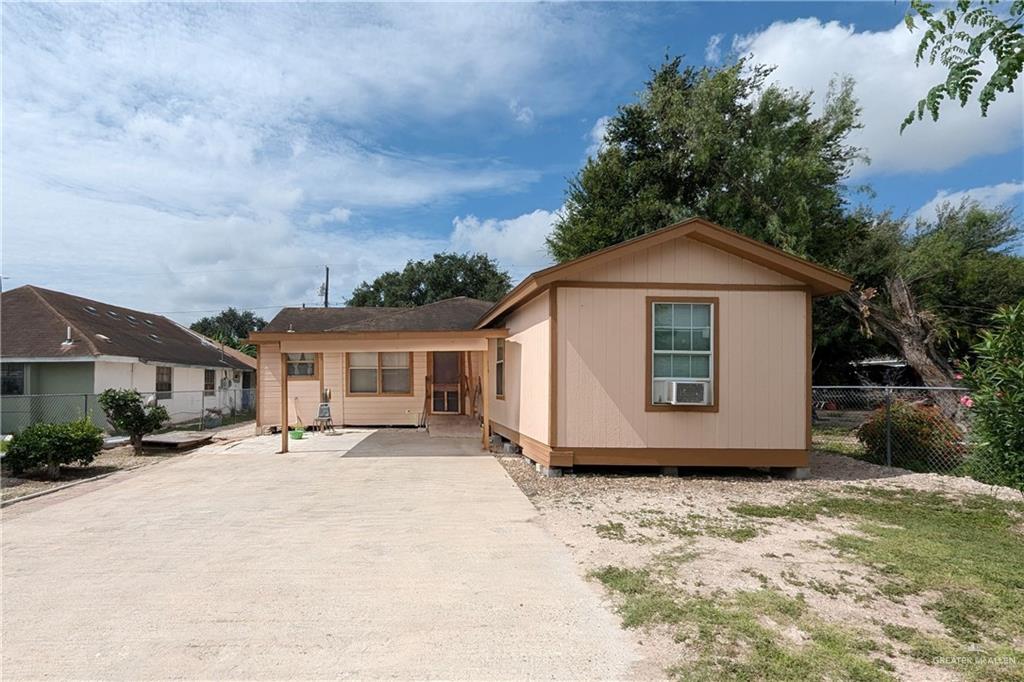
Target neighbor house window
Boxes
[495,339,505,399]
[347,352,413,396]
[648,299,716,410]
[286,353,318,379]
[156,366,173,399]
[1,363,25,395]
[204,369,216,396]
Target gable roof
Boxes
[476,217,854,328]
[1,286,256,371]
[260,297,494,335]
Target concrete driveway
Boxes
[2,430,637,680]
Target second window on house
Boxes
[286,353,318,378]
[156,366,173,399]
[347,352,412,395]
[495,339,505,398]
[204,369,216,396]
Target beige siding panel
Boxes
[323,352,344,425]
[341,351,426,427]
[258,343,281,426]
[489,291,550,445]
[576,236,800,286]
[557,287,807,451]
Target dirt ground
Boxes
[500,452,1023,681]
[1,422,256,503]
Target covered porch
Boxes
[252,330,505,453]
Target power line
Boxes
[1,262,350,279]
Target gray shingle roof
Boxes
[263,297,493,333]
[1,286,255,370]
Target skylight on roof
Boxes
[126,315,137,322]
[144,319,155,326]
[107,310,119,318]
[84,306,98,315]
[95,333,111,342]
[148,333,161,342]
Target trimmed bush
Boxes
[98,388,169,455]
[857,400,966,473]
[4,419,104,480]
[960,302,1024,490]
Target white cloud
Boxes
[449,209,558,280]
[585,115,611,158]
[1,4,625,321]
[733,18,1023,176]
[704,33,723,63]
[913,181,1024,223]
[308,207,353,226]
[509,99,535,126]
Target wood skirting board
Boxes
[488,421,807,468]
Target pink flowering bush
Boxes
[960,301,1024,490]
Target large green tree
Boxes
[836,201,1024,385]
[190,308,266,357]
[546,58,864,265]
[902,0,1023,130]
[347,253,512,307]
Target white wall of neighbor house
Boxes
[94,360,250,424]
[488,290,550,445]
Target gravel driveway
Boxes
[2,430,637,680]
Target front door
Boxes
[431,352,461,414]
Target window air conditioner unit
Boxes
[668,380,710,406]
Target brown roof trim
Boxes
[475,217,853,328]
[247,329,509,343]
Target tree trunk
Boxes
[131,434,144,455]
[46,456,61,481]
[844,275,957,387]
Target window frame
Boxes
[495,338,505,400]
[204,369,216,396]
[345,352,414,397]
[645,296,719,413]
[285,353,319,381]
[156,366,173,399]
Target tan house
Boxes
[250,218,852,474]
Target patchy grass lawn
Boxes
[500,452,1024,682]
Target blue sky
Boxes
[3,2,1021,323]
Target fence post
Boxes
[884,386,893,468]
[200,391,205,431]
[83,393,89,420]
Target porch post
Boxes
[279,351,289,454]
[481,343,490,449]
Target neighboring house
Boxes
[251,218,853,473]
[0,285,256,433]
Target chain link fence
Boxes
[812,385,983,478]
[1,388,256,436]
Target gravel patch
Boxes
[498,451,1021,681]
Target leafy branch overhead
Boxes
[902,0,1024,130]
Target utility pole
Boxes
[323,266,330,308]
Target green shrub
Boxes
[857,400,965,473]
[5,419,104,479]
[960,301,1024,490]
[98,388,169,455]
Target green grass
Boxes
[591,566,892,681]
[594,521,627,540]
[731,488,1024,680]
